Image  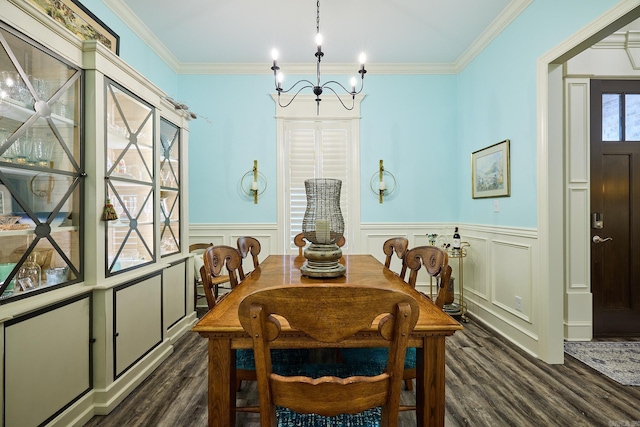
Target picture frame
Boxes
[27,0,120,55]
[471,139,510,199]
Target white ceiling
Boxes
[105,0,532,74]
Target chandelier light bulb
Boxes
[315,33,323,47]
[350,77,357,92]
[276,72,284,89]
[359,53,366,65]
[271,49,279,61]
[5,76,14,87]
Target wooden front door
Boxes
[590,79,640,337]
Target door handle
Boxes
[592,235,613,243]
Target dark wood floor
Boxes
[84,318,640,426]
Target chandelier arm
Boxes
[321,85,355,111]
[321,80,361,95]
[278,84,316,108]
[278,79,315,95]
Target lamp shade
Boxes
[301,178,344,245]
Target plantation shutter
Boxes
[285,120,351,251]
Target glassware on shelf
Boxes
[14,133,32,164]
[45,266,69,285]
[33,138,54,167]
[17,253,41,291]
[1,71,20,100]
[0,262,17,297]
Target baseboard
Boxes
[91,342,173,415]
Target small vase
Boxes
[17,253,41,291]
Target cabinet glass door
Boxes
[0,22,83,302]
[159,118,180,256]
[105,79,154,275]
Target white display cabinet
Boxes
[0,1,193,426]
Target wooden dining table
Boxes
[193,254,463,427]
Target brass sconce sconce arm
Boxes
[369,159,396,203]
[241,160,267,204]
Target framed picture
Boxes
[27,0,120,55]
[471,139,510,199]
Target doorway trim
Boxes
[539,0,640,363]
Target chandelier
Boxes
[270,0,367,114]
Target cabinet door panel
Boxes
[105,79,155,276]
[0,21,83,302]
[114,274,162,377]
[4,295,91,427]
[159,118,180,256]
[163,261,186,330]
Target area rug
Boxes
[564,342,640,386]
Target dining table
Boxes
[193,254,463,427]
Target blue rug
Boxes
[564,342,640,386]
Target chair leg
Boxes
[405,378,414,391]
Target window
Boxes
[602,92,640,141]
[274,94,362,253]
[284,121,351,251]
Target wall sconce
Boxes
[370,159,396,203]
[241,160,267,204]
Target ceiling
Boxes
[105,0,532,74]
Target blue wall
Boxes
[180,72,458,224]
[179,74,278,224]
[85,0,622,227]
[456,0,618,228]
[359,74,457,223]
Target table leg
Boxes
[416,336,446,427]
[208,338,236,427]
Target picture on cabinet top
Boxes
[27,0,120,55]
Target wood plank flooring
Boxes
[84,319,640,426]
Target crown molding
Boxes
[103,0,181,71]
[454,0,533,73]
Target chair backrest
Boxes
[294,232,346,256]
[189,243,212,290]
[199,265,217,309]
[202,245,241,306]
[404,245,453,308]
[238,285,419,426]
[236,236,261,280]
[383,237,409,280]
[293,232,308,256]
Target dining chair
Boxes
[294,232,346,256]
[238,284,419,426]
[236,236,261,281]
[201,245,309,394]
[341,244,452,394]
[383,236,409,280]
[188,243,211,311]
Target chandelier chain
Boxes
[317,0,320,35]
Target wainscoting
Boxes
[190,222,550,361]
